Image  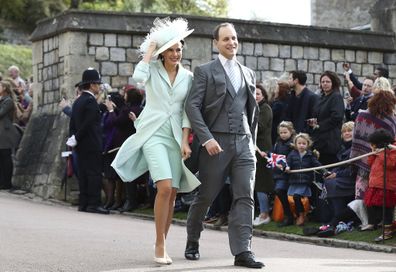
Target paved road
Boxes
[0,191,395,272]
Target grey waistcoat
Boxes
[210,74,251,135]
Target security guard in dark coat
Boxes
[67,68,109,214]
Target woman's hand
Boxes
[181,142,192,160]
[143,41,157,63]
[105,99,114,112]
[324,172,336,179]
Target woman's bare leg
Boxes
[154,179,172,258]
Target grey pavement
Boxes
[0,191,395,272]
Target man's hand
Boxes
[205,139,223,156]
[342,63,350,71]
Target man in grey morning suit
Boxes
[185,23,264,269]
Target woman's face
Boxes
[161,42,183,66]
[320,75,333,94]
[342,128,353,142]
[255,88,264,103]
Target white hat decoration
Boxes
[139,17,194,57]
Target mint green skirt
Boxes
[142,120,182,188]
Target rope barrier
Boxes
[103,144,396,170]
[288,147,386,173]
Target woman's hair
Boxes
[263,77,278,102]
[341,121,354,133]
[125,87,143,106]
[277,121,296,137]
[372,77,393,93]
[293,132,313,148]
[256,83,268,103]
[277,81,290,101]
[368,128,394,148]
[320,70,341,91]
[368,90,396,118]
[0,80,16,102]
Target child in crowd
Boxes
[286,133,322,226]
[273,121,295,227]
[364,129,396,242]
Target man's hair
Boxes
[290,70,307,85]
[8,65,20,73]
[80,83,91,90]
[375,66,389,78]
[368,128,394,148]
[213,22,235,40]
[364,75,375,82]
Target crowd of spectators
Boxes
[203,65,396,242]
[0,65,33,190]
[1,60,395,243]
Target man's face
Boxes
[288,74,296,88]
[361,79,373,95]
[373,69,381,79]
[214,25,238,60]
[90,83,101,95]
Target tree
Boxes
[123,0,227,17]
[0,0,227,31]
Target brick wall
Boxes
[15,10,396,200]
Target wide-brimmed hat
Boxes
[139,17,194,57]
[79,68,103,86]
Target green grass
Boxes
[132,208,396,247]
[0,43,32,80]
[254,221,396,246]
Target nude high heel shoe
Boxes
[153,245,172,265]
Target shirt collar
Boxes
[218,54,238,69]
[83,90,96,98]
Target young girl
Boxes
[364,129,396,242]
[286,133,322,226]
[273,121,295,227]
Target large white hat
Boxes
[139,17,194,57]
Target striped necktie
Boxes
[225,59,241,92]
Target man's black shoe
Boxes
[234,251,264,269]
[78,206,86,212]
[86,206,110,214]
[184,240,200,260]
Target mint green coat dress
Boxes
[111,60,200,193]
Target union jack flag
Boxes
[265,152,287,170]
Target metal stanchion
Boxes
[381,145,388,244]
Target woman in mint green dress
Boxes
[111,18,199,265]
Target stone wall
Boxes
[14,10,396,201]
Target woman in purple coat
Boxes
[102,86,144,210]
